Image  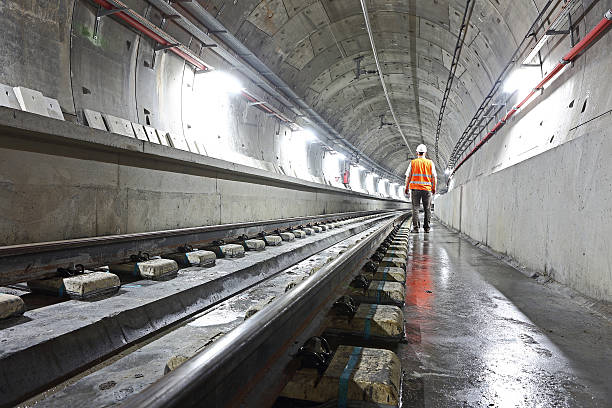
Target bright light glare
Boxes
[444,168,452,176]
[503,68,539,95]
[206,71,243,94]
[358,164,366,171]
[293,128,318,143]
[334,151,346,160]
[299,129,318,142]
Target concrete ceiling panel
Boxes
[246,0,290,36]
[209,0,542,173]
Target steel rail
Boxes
[0,210,390,286]
[120,211,408,408]
[434,0,475,165]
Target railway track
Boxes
[0,210,409,407]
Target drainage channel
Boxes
[0,211,401,407]
[117,212,412,408]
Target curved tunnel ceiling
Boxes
[203,0,545,175]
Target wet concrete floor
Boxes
[399,220,611,407]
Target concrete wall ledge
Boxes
[0,107,404,203]
[0,107,408,245]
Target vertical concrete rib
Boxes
[359,0,414,157]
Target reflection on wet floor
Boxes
[399,220,612,407]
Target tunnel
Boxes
[0,0,610,406]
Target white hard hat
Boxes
[416,144,427,153]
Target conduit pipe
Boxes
[359,0,414,156]
[452,9,612,176]
[91,0,211,71]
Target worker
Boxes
[405,144,437,233]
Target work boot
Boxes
[424,228,430,233]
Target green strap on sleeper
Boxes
[375,281,385,303]
[338,346,362,408]
[363,304,377,339]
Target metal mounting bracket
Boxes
[154,43,179,52]
[93,6,129,40]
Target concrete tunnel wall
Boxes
[0,1,406,195]
[0,0,408,246]
[1,1,610,301]
[435,2,612,302]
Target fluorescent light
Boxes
[206,70,244,94]
[503,67,539,95]
[295,128,318,142]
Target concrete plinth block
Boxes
[131,123,149,141]
[385,249,407,259]
[28,272,121,300]
[102,113,136,138]
[164,355,189,375]
[110,259,179,280]
[184,138,200,154]
[279,232,295,241]
[0,294,25,320]
[366,281,404,305]
[220,244,245,258]
[13,87,49,117]
[391,239,409,246]
[42,97,64,120]
[373,267,406,283]
[263,235,282,246]
[388,244,408,251]
[325,304,404,340]
[244,296,276,320]
[155,129,171,146]
[166,132,190,151]
[379,257,406,268]
[165,250,216,267]
[280,345,401,406]
[388,247,408,255]
[293,230,307,238]
[83,109,107,131]
[0,84,21,110]
[303,228,314,235]
[318,225,328,231]
[144,126,160,143]
[312,226,322,233]
[244,239,266,251]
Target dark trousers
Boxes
[411,189,432,230]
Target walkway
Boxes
[399,220,612,407]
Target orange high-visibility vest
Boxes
[408,157,435,191]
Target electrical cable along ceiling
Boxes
[205,0,552,175]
